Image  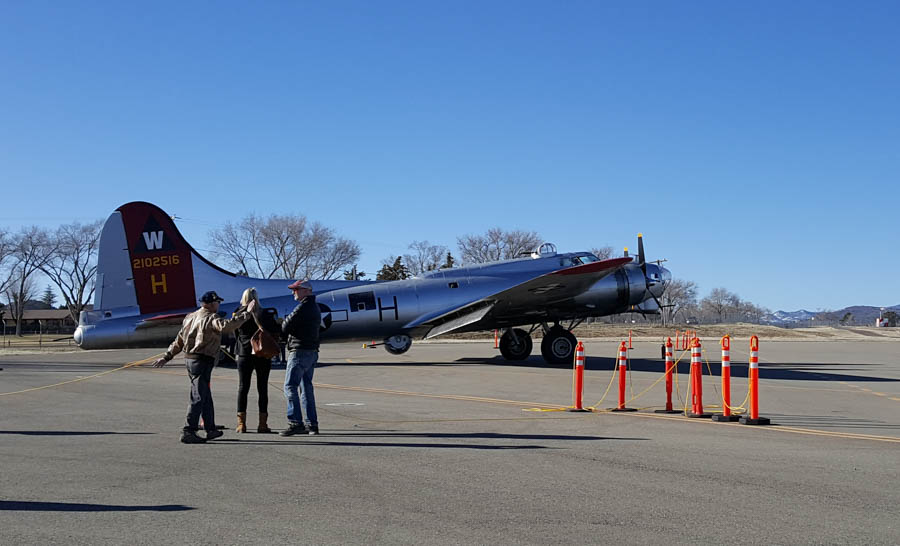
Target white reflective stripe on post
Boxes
[750,351,759,368]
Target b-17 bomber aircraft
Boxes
[75,202,671,364]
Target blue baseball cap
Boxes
[199,291,224,303]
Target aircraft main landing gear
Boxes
[499,328,532,361]
[540,326,577,365]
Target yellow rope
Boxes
[0,354,163,397]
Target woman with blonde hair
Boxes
[233,287,281,433]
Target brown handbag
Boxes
[250,312,280,359]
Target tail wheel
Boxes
[499,328,532,361]
[540,327,577,364]
[384,334,412,355]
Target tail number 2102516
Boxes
[133,254,180,270]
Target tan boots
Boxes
[236,412,270,433]
[258,413,271,434]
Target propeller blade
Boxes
[637,233,646,271]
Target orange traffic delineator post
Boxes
[687,337,712,418]
[567,341,591,412]
[740,335,771,425]
[611,341,637,412]
[655,337,680,414]
[628,330,633,349]
[493,330,499,349]
[712,334,740,422]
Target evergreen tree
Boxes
[40,285,57,308]
[376,256,410,281]
[343,266,366,281]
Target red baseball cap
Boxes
[287,280,311,290]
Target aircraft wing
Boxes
[407,256,632,339]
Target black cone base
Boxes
[566,408,593,412]
[739,416,771,426]
[711,414,741,422]
[611,407,638,412]
[654,409,681,414]
[687,412,713,418]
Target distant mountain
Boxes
[763,305,900,326]
[762,310,816,325]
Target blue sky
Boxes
[2,1,898,312]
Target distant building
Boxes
[1,307,91,334]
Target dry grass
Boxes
[0,334,79,354]
[445,323,900,342]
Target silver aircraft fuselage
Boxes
[74,202,670,365]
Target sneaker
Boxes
[205,429,224,441]
[180,431,206,444]
[307,425,319,435]
[279,423,307,436]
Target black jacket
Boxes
[282,295,321,351]
[233,306,282,358]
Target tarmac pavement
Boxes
[1,339,898,544]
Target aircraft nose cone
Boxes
[73,327,84,346]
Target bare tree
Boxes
[457,228,542,264]
[40,221,103,323]
[661,279,698,324]
[0,227,16,295]
[308,236,360,280]
[208,213,360,280]
[7,227,55,336]
[404,240,449,276]
[5,276,37,335]
[208,215,264,276]
[701,287,735,324]
[590,246,614,260]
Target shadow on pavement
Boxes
[0,431,154,436]
[764,414,900,430]
[452,356,900,383]
[0,501,192,512]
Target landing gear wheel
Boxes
[540,327,577,364]
[384,334,413,355]
[499,329,532,361]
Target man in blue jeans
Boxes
[280,280,321,436]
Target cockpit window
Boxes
[561,254,600,267]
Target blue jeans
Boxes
[284,349,318,426]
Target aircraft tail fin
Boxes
[94,202,234,315]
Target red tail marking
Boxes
[118,202,197,314]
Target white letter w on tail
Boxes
[142,231,164,250]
